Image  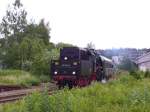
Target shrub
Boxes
[129,70,144,80]
[118,57,138,72]
[0,69,40,87]
[118,74,134,84]
[39,75,50,83]
[144,70,150,78]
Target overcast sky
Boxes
[0,0,150,49]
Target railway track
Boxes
[0,85,23,92]
[0,83,57,104]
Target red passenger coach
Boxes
[51,47,114,88]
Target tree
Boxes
[19,37,46,71]
[19,38,59,75]
[56,42,74,49]
[118,57,138,71]
[32,48,59,75]
[2,41,20,68]
[23,19,51,45]
[0,0,28,68]
[0,0,56,76]
[0,0,27,45]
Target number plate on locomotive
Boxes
[62,64,70,67]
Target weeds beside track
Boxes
[0,83,57,104]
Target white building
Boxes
[136,52,150,71]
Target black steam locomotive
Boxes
[51,47,114,88]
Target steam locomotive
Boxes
[51,47,114,88]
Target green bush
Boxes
[118,74,134,83]
[144,70,150,78]
[129,70,150,80]
[129,70,144,80]
[118,57,138,72]
[0,70,40,87]
[39,75,50,83]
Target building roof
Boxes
[136,52,150,60]
[136,52,150,64]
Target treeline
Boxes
[0,0,73,75]
[98,48,150,59]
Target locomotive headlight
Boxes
[73,62,78,66]
[72,71,76,75]
[54,71,58,75]
[55,62,59,65]
[64,57,68,60]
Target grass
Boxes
[0,70,41,87]
[2,71,150,112]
